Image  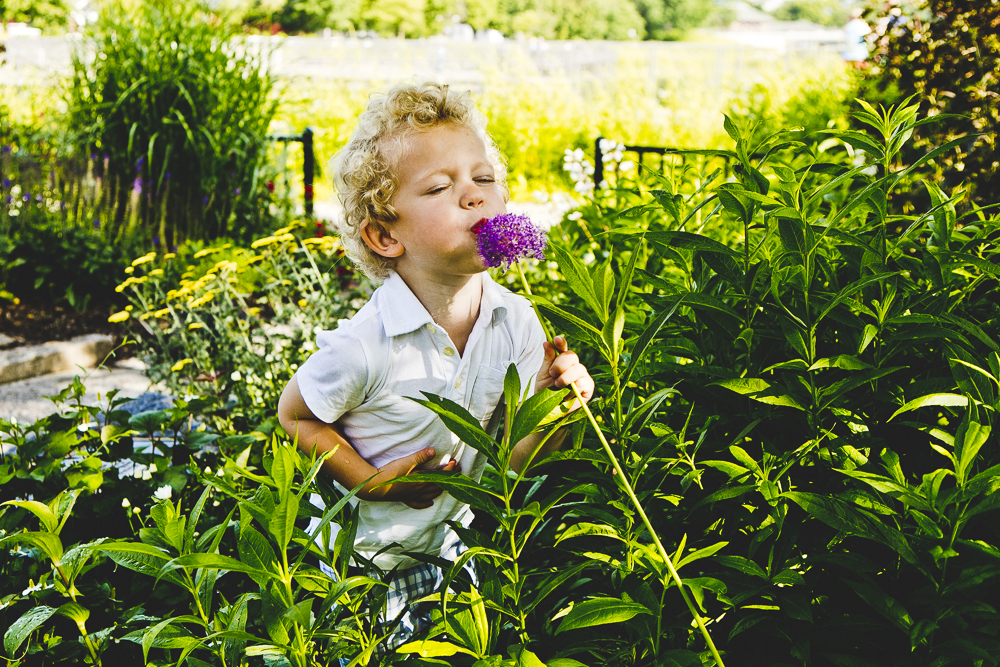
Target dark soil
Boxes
[0,301,130,348]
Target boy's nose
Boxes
[460,183,484,209]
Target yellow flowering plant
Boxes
[115,221,370,432]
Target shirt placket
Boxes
[425,322,466,400]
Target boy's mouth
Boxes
[471,218,487,234]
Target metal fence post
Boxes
[594,135,604,188]
[302,127,314,217]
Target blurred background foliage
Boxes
[864,0,999,208]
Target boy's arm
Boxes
[278,375,457,509]
[509,336,594,474]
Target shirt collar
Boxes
[379,270,508,337]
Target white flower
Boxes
[216,468,225,477]
[153,485,172,501]
[121,498,131,508]
[141,469,152,481]
[568,211,583,221]
[22,581,42,596]
[204,466,212,475]
[77,421,94,432]
[132,507,141,514]
[231,371,242,381]
[619,160,635,172]
[148,463,158,473]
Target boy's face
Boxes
[367,123,506,278]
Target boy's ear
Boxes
[361,219,404,258]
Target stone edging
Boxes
[0,334,116,385]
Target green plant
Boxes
[115,220,368,432]
[65,0,282,247]
[867,0,999,206]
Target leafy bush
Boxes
[65,0,282,247]
[867,0,999,206]
[114,219,368,433]
[4,99,1000,667]
[0,218,130,310]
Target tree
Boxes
[772,0,847,26]
[632,0,712,39]
[362,0,428,36]
[871,0,999,205]
[1,0,70,32]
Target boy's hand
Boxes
[373,448,460,510]
[534,335,594,408]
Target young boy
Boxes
[276,82,594,651]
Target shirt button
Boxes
[444,347,455,357]
[454,378,463,388]
[425,323,435,332]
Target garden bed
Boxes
[0,301,127,348]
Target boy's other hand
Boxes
[374,448,461,509]
[535,335,595,408]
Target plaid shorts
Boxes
[325,541,474,664]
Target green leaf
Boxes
[555,598,651,634]
[411,394,501,467]
[715,555,768,579]
[644,231,740,258]
[555,522,622,546]
[784,492,924,571]
[158,553,274,583]
[0,531,64,565]
[675,541,728,571]
[269,491,300,552]
[552,245,601,317]
[909,510,943,539]
[55,602,89,626]
[713,378,805,410]
[842,577,912,631]
[2,500,58,534]
[4,606,57,656]
[393,472,504,522]
[622,297,685,388]
[95,542,188,587]
[270,439,296,502]
[509,387,571,448]
[238,526,280,586]
[889,394,968,421]
[396,640,477,658]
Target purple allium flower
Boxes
[234,188,241,195]
[22,194,29,202]
[2,179,10,188]
[152,236,160,247]
[94,219,101,229]
[474,213,547,270]
[1,145,11,154]
[133,177,142,193]
[136,157,145,171]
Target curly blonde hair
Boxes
[329,82,509,282]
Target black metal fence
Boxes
[593,135,736,186]
[270,128,314,217]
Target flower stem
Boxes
[568,383,726,667]
[515,263,555,342]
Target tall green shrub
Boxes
[65,0,281,248]
[868,0,999,206]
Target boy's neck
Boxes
[395,268,483,356]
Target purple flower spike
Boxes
[475,213,547,270]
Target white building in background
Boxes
[704,0,845,54]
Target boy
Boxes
[277,82,594,652]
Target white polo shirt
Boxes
[296,270,545,569]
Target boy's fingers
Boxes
[548,351,580,377]
[401,447,437,474]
